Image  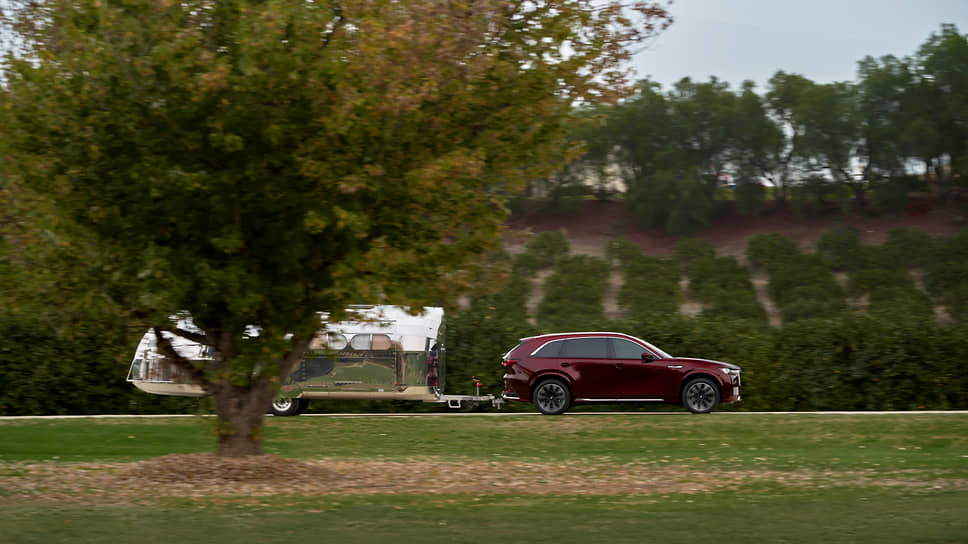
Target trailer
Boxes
[126,305,499,414]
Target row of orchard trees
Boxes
[444,229,968,411]
[535,24,968,235]
[5,227,967,414]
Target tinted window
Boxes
[532,340,563,357]
[562,338,609,358]
[612,338,647,359]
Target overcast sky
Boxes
[633,0,968,92]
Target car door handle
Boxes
[667,365,683,369]
[615,363,625,369]
[561,362,571,367]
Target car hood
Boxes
[667,357,741,371]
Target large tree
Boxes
[0,0,671,455]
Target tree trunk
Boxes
[210,380,279,456]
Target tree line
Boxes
[532,24,968,235]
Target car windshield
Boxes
[638,338,673,359]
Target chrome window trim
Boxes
[526,333,668,360]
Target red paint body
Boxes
[501,332,741,414]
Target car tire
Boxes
[269,397,303,416]
[682,377,720,414]
[533,378,572,415]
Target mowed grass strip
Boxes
[2,413,967,469]
[1,413,966,543]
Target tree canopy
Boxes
[544,24,968,235]
[0,0,672,454]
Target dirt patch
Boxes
[2,454,965,504]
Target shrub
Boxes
[768,254,843,305]
[673,238,715,271]
[871,175,926,213]
[701,288,768,322]
[689,256,755,299]
[881,227,934,268]
[605,237,642,268]
[780,295,848,323]
[746,233,800,271]
[816,226,863,271]
[523,230,571,270]
[867,286,935,321]
[0,312,200,415]
[923,229,968,297]
[846,268,915,297]
[619,255,682,316]
[685,256,766,322]
[536,255,610,330]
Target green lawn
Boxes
[2,413,966,543]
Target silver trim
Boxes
[575,398,665,402]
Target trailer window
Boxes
[349,333,393,351]
[328,333,348,350]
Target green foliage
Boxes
[0,312,199,416]
[867,286,936,321]
[446,300,537,398]
[871,176,926,212]
[605,237,642,268]
[617,255,681,316]
[0,0,674,449]
[816,226,864,270]
[687,256,766,322]
[673,238,716,270]
[881,227,935,268]
[767,254,847,322]
[846,268,915,297]
[923,230,968,295]
[627,170,718,236]
[770,315,968,410]
[689,256,755,297]
[524,231,571,270]
[536,255,611,330]
[746,233,801,271]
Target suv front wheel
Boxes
[533,378,572,415]
[682,377,720,413]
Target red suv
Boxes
[501,332,741,414]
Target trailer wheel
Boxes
[269,397,303,416]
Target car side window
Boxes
[561,338,609,358]
[611,338,648,359]
[532,340,563,357]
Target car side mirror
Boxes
[641,352,656,362]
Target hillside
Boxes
[506,200,967,326]
[507,199,965,261]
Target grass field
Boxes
[1,413,966,543]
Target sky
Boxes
[633,0,968,92]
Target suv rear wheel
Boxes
[533,378,572,415]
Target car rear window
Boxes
[531,339,563,357]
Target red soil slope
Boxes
[508,200,966,261]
